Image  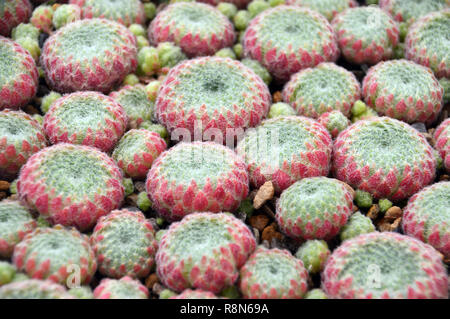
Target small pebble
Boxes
[249,214,269,232]
[0,181,10,191]
[253,181,274,209]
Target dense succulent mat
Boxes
[40,18,137,93]
[17,144,124,231]
[405,9,450,79]
[236,116,332,193]
[333,117,437,200]
[0,0,32,37]
[149,2,235,57]
[322,232,448,299]
[0,36,38,110]
[362,59,443,124]
[156,213,256,293]
[243,5,339,82]
[332,6,399,65]
[0,110,47,179]
[0,0,448,301]
[154,56,271,143]
[283,62,361,118]
[70,0,145,26]
[146,142,249,221]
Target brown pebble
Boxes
[261,224,283,243]
[0,180,10,191]
[145,273,159,290]
[385,206,402,221]
[0,192,6,201]
[377,217,401,232]
[367,204,380,220]
[439,175,449,182]
[249,214,269,232]
[273,91,282,103]
[253,181,275,209]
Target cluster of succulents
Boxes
[236,116,332,193]
[109,84,154,129]
[52,4,81,30]
[405,9,449,79]
[156,213,256,293]
[332,6,399,65]
[17,144,124,231]
[93,276,149,299]
[276,177,354,240]
[239,246,309,299]
[154,56,271,143]
[322,232,448,299]
[333,117,436,200]
[12,225,97,286]
[243,5,339,82]
[43,91,128,152]
[90,209,158,279]
[139,42,187,76]
[146,142,249,221]
[402,181,450,258]
[350,100,379,122]
[11,22,41,61]
[339,211,375,241]
[0,110,47,179]
[0,0,33,37]
[283,63,361,119]
[362,59,443,124]
[70,0,146,27]
[295,240,330,274]
[0,36,39,110]
[318,110,351,138]
[149,2,235,58]
[0,0,448,301]
[41,18,137,93]
[30,4,54,33]
[112,129,166,179]
[267,102,296,119]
